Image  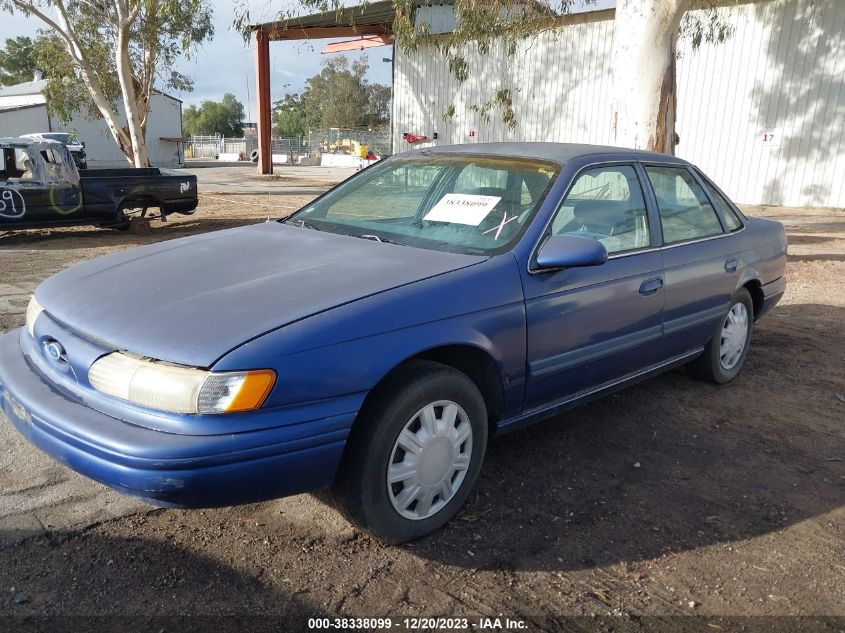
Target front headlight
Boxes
[88,352,275,414]
[25,295,44,338]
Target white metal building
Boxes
[392,0,845,207]
[0,79,185,168]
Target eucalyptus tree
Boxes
[4,0,213,166]
[183,93,246,138]
[0,36,39,85]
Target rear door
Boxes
[522,163,665,408]
[642,164,742,360]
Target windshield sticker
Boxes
[424,194,501,226]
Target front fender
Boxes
[215,254,527,416]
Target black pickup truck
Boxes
[0,137,198,231]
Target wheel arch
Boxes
[117,194,162,213]
[355,343,506,439]
[742,279,764,320]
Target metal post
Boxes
[254,29,272,175]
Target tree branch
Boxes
[12,0,133,159]
[10,1,77,54]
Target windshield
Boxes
[286,153,560,255]
[40,133,73,144]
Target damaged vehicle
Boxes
[0,137,197,231]
[0,143,787,543]
[22,132,88,169]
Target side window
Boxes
[40,149,66,184]
[698,175,743,231]
[645,166,724,243]
[0,149,21,179]
[15,149,37,181]
[551,165,650,255]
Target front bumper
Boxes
[0,330,355,507]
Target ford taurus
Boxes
[0,143,787,543]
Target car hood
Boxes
[36,222,485,367]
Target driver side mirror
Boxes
[535,234,608,270]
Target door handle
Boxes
[725,258,738,273]
[639,277,663,296]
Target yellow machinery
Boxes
[320,128,364,156]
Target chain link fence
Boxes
[187,134,222,159]
[187,129,389,164]
[304,128,391,158]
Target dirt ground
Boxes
[0,188,842,631]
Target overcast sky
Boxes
[1,0,611,122]
[0,0,393,121]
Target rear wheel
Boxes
[688,288,754,384]
[332,361,488,543]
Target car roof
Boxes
[406,142,690,166]
[0,136,65,150]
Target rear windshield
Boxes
[285,154,560,255]
[39,133,71,143]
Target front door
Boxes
[522,164,665,409]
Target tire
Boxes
[332,361,488,543]
[687,288,754,384]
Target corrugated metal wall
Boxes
[393,0,845,207]
[0,95,183,168]
[67,94,183,168]
[0,105,50,138]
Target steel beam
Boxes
[254,29,272,175]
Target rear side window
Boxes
[645,166,724,244]
[698,176,743,231]
[551,165,650,255]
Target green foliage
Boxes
[680,7,736,53]
[10,0,213,130]
[365,83,392,128]
[234,0,736,131]
[183,93,245,137]
[245,0,557,129]
[299,55,391,131]
[0,36,38,86]
[272,93,308,137]
[34,31,118,124]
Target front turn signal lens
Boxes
[88,351,276,414]
[197,370,276,414]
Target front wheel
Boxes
[332,361,488,543]
[688,288,754,384]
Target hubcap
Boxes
[720,302,749,370]
[387,400,473,521]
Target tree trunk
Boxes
[611,0,686,154]
[13,0,138,165]
[115,24,150,167]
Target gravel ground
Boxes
[0,184,842,631]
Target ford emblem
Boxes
[43,339,66,362]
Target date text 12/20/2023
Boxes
[307,617,528,630]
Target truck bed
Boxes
[80,168,198,216]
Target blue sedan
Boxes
[0,143,787,543]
